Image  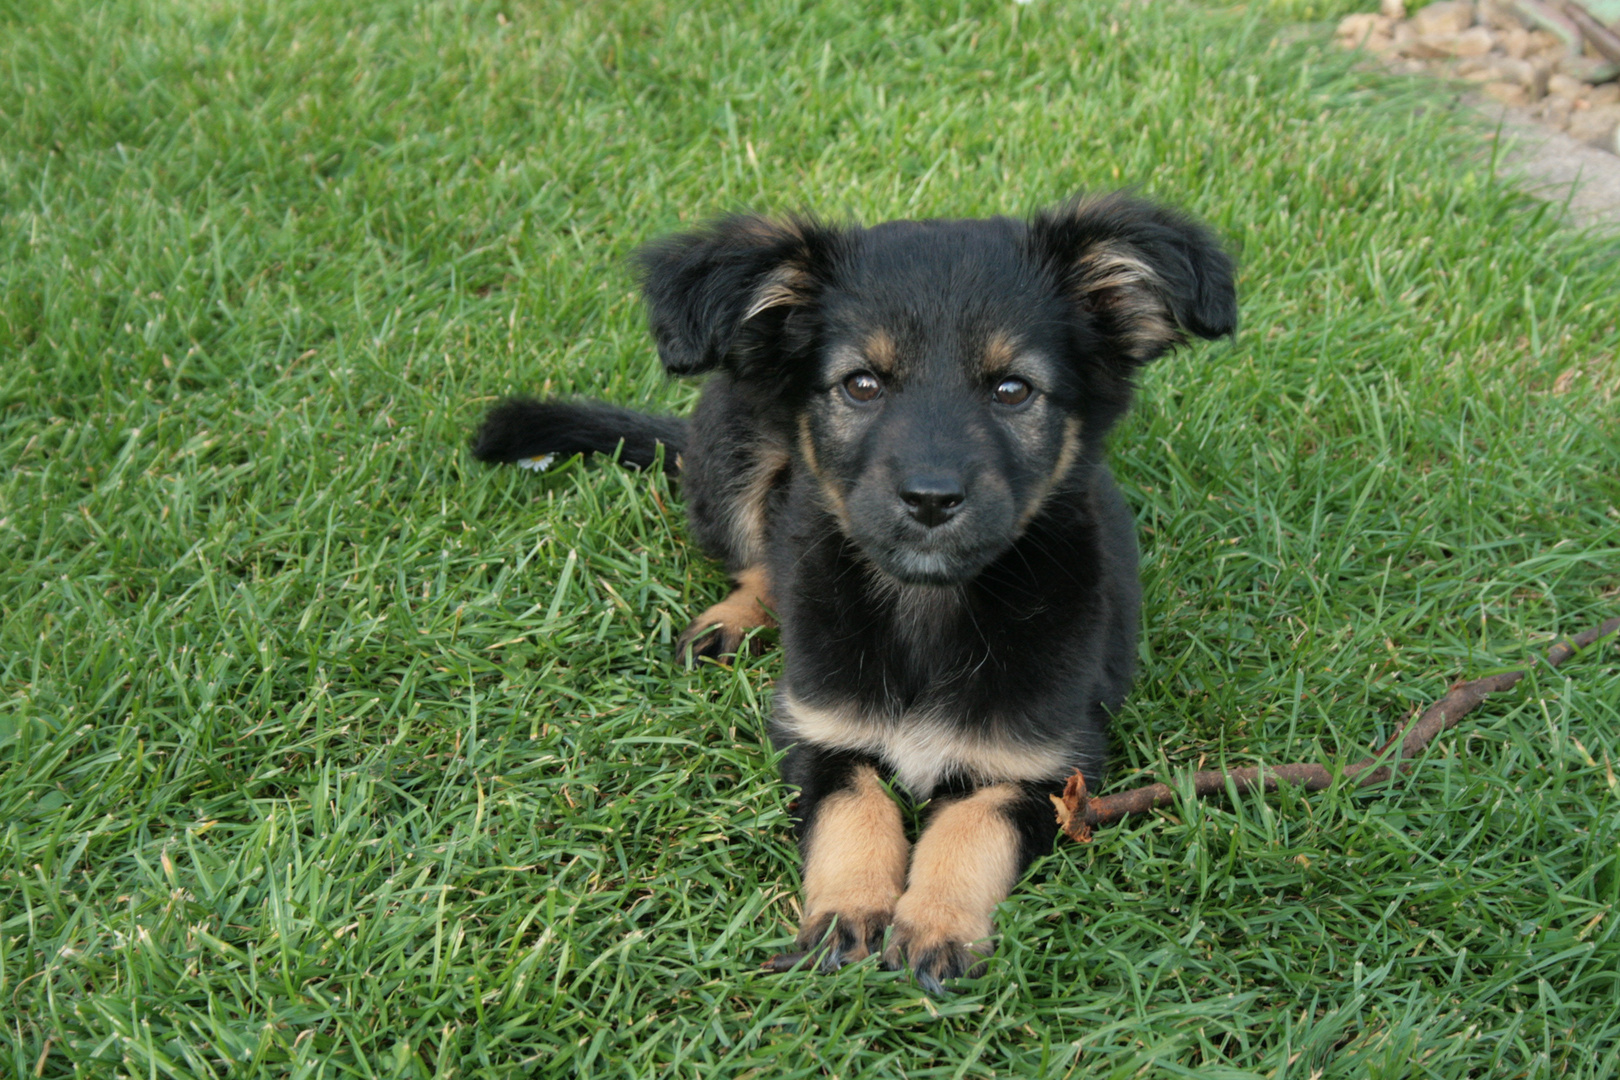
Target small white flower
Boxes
[516,454,555,472]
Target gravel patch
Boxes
[1335,0,1620,232]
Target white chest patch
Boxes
[775,692,1074,799]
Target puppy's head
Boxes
[639,194,1237,585]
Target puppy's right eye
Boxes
[842,372,883,403]
[992,377,1032,406]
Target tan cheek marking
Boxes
[802,766,909,922]
[1016,415,1083,529]
[731,442,790,567]
[797,413,850,527]
[892,784,1022,947]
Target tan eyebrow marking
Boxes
[974,330,1040,381]
[981,330,1022,375]
[862,329,898,375]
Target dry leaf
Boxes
[1051,769,1093,843]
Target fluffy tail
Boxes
[470,398,689,474]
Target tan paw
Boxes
[880,903,994,994]
[675,612,763,664]
[675,567,775,665]
[764,907,894,974]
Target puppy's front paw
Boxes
[786,907,893,972]
[675,615,756,665]
[675,571,776,666]
[880,903,994,995]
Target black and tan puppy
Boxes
[473,194,1237,992]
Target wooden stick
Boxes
[1564,1,1620,64]
[1053,616,1620,842]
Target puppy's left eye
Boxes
[992,378,1032,406]
[843,372,883,403]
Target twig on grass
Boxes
[1053,616,1620,843]
[767,618,1617,973]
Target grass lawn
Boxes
[4,0,1620,1075]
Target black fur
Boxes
[471,398,687,473]
[471,192,1237,991]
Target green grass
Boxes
[3,0,1619,1075]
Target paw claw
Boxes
[676,620,768,666]
[786,910,893,973]
[882,920,992,994]
[676,574,775,666]
[675,620,733,666]
[761,950,811,973]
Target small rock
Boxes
[1381,0,1407,16]
[1461,55,1548,96]
[1506,57,1554,98]
[1590,83,1620,107]
[1526,29,1567,59]
[1532,94,1576,128]
[1483,80,1530,105]
[1478,0,1526,31]
[1494,57,1535,87]
[1547,72,1591,99]
[1400,31,1448,58]
[1405,26,1494,58]
[1410,0,1474,36]
[1453,25,1496,56]
[1336,12,1396,49]
[1497,26,1531,59]
[1566,103,1620,152]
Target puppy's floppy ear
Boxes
[637,215,840,376]
[1029,193,1237,367]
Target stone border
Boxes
[1486,105,1620,230]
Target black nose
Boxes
[899,476,964,528]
